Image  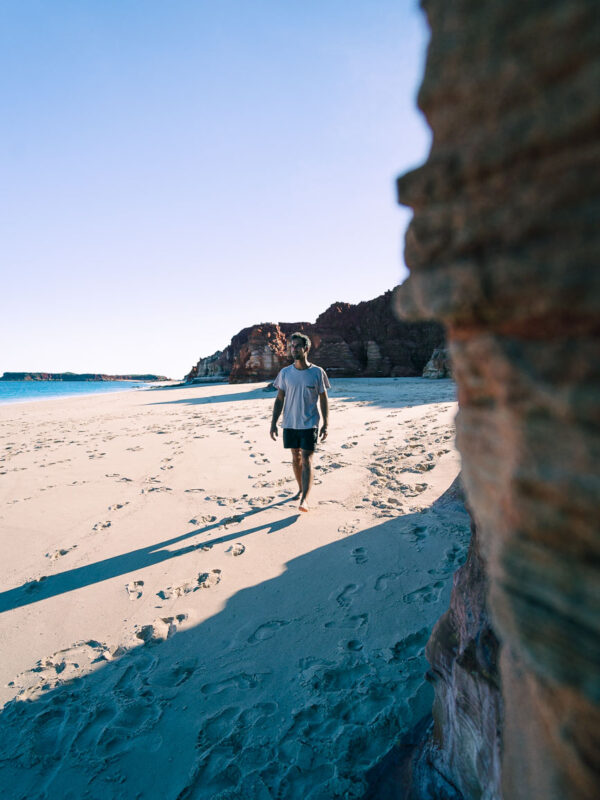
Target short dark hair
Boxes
[290,331,311,351]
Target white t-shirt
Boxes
[273,364,330,429]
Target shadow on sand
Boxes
[0,498,298,614]
[143,378,456,411]
[0,491,470,799]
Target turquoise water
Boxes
[0,380,154,405]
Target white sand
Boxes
[0,378,468,799]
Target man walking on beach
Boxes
[270,332,329,512]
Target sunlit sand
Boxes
[0,378,468,798]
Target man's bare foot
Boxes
[299,498,309,512]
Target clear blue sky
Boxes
[1,1,430,378]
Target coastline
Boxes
[0,377,466,798]
[0,380,181,407]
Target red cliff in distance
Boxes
[185,290,444,383]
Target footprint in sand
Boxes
[92,520,111,531]
[11,639,116,700]
[157,569,221,599]
[399,483,428,498]
[345,639,364,652]
[248,495,275,507]
[213,496,237,507]
[428,544,465,576]
[351,547,368,565]
[225,543,246,556]
[126,580,144,600]
[389,627,430,662]
[407,524,427,544]
[200,671,266,696]
[197,570,222,588]
[324,613,368,630]
[403,581,445,605]
[336,584,359,608]
[220,515,244,528]
[374,572,402,592]
[337,519,361,535]
[45,546,76,560]
[188,514,217,525]
[135,614,187,642]
[248,619,290,644]
[24,576,48,593]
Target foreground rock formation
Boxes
[392,0,600,798]
[421,511,502,799]
[185,290,444,383]
[364,479,502,800]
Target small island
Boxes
[1,372,170,382]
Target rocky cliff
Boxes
[392,0,600,798]
[422,347,452,379]
[185,291,444,383]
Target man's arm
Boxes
[319,391,329,441]
[270,389,285,440]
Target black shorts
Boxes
[283,427,318,451]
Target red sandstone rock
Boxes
[394,0,600,797]
[185,291,444,383]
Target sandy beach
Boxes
[0,378,468,799]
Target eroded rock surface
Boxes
[394,0,600,798]
[424,512,502,800]
[422,347,451,379]
[185,291,444,383]
[364,481,502,800]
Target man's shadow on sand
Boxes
[0,489,470,800]
[0,498,300,614]
[146,387,273,406]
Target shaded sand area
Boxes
[0,378,468,799]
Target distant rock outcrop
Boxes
[392,0,600,797]
[186,291,444,383]
[0,372,169,382]
[422,347,451,379]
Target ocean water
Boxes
[0,380,155,405]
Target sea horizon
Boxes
[0,379,160,406]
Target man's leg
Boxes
[291,448,302,499]
[299,449,314,511]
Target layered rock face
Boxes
[395,0,600,798]
[186,291,444,383]
[364,482,502,800]
[423,513,502,799]
[422,347,451,379]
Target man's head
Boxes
[289,332,311,357]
